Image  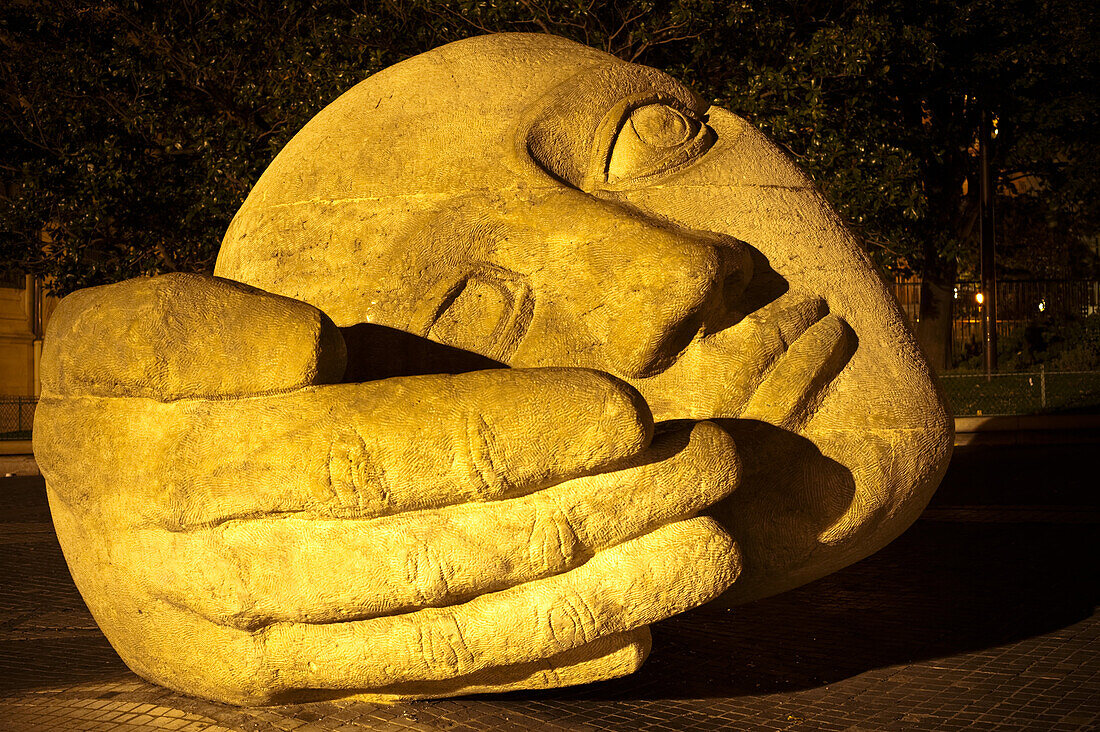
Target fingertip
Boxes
[642,421,740,506]
[694,515,742,579]
[559,368,655,460]
[688,421,742,497]
[623,626,653,669]
[497,367,654,474]
[587,369,655,458]
[596,518,741,621]
[674,516,742,598]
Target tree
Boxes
[3,1,1097,369]
[663,0,1100,369]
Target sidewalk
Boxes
[954,414,1100,446]
[0,443,1097,731]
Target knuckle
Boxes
[160,478,202,531]
[463,412,512,500]
[208,593,261,631]
[246,629,292,703]
[403,544,452,607]
[545,592,600,649]
[198,582,259,631]
[529,503,582,573]
[325,430,390,515]
[416,612,475,678]
[183,529,263,630]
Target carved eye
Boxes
[603,103,715,187]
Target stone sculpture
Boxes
[34,34,952,705]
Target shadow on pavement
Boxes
[498,442,1100,701]
[606,518,1097,699]
[0,444,1096,702]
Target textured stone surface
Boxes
[34,33,951,705]
[3,448,1098,730]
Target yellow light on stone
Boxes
[33,32,954,707]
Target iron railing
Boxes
[0,396,37,440]
[890,279,1100,361]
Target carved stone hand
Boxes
[34,274,741,704]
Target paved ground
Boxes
[0,443,1097,731]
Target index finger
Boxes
[34,367,654,528]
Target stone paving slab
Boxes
[1,443,1098,730]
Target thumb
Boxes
[40,273,346,400]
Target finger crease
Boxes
[465,413,511,500]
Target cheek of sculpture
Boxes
[599,106,953,601]
[427,189,754,381]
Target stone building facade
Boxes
[0,274,53,397]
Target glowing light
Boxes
[976,292,985,305]
[953,286,959,299]
[1038,300,1046,312]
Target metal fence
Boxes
[889,279,1100,360]
[939,368,1100,417]
[0,396,37,439]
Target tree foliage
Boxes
[2,0,1097,301]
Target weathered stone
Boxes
[34,33,951,705]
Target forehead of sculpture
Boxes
[233,34,704,208]
[216,34,708,324]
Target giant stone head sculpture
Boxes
[217,33,952,602]
[36,33,952,706]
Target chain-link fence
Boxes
[0,397,36,440]
[3,369,1099,437]
[940,369,1100,417]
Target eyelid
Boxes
[520,62,711,191]
[584,94,715,192]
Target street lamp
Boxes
[979,107,998,377]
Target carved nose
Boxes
[643,229,754,334]
[706,235,754,309]
[497,189,755,379]
[699,235,755,334]
[588,226,753,379]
